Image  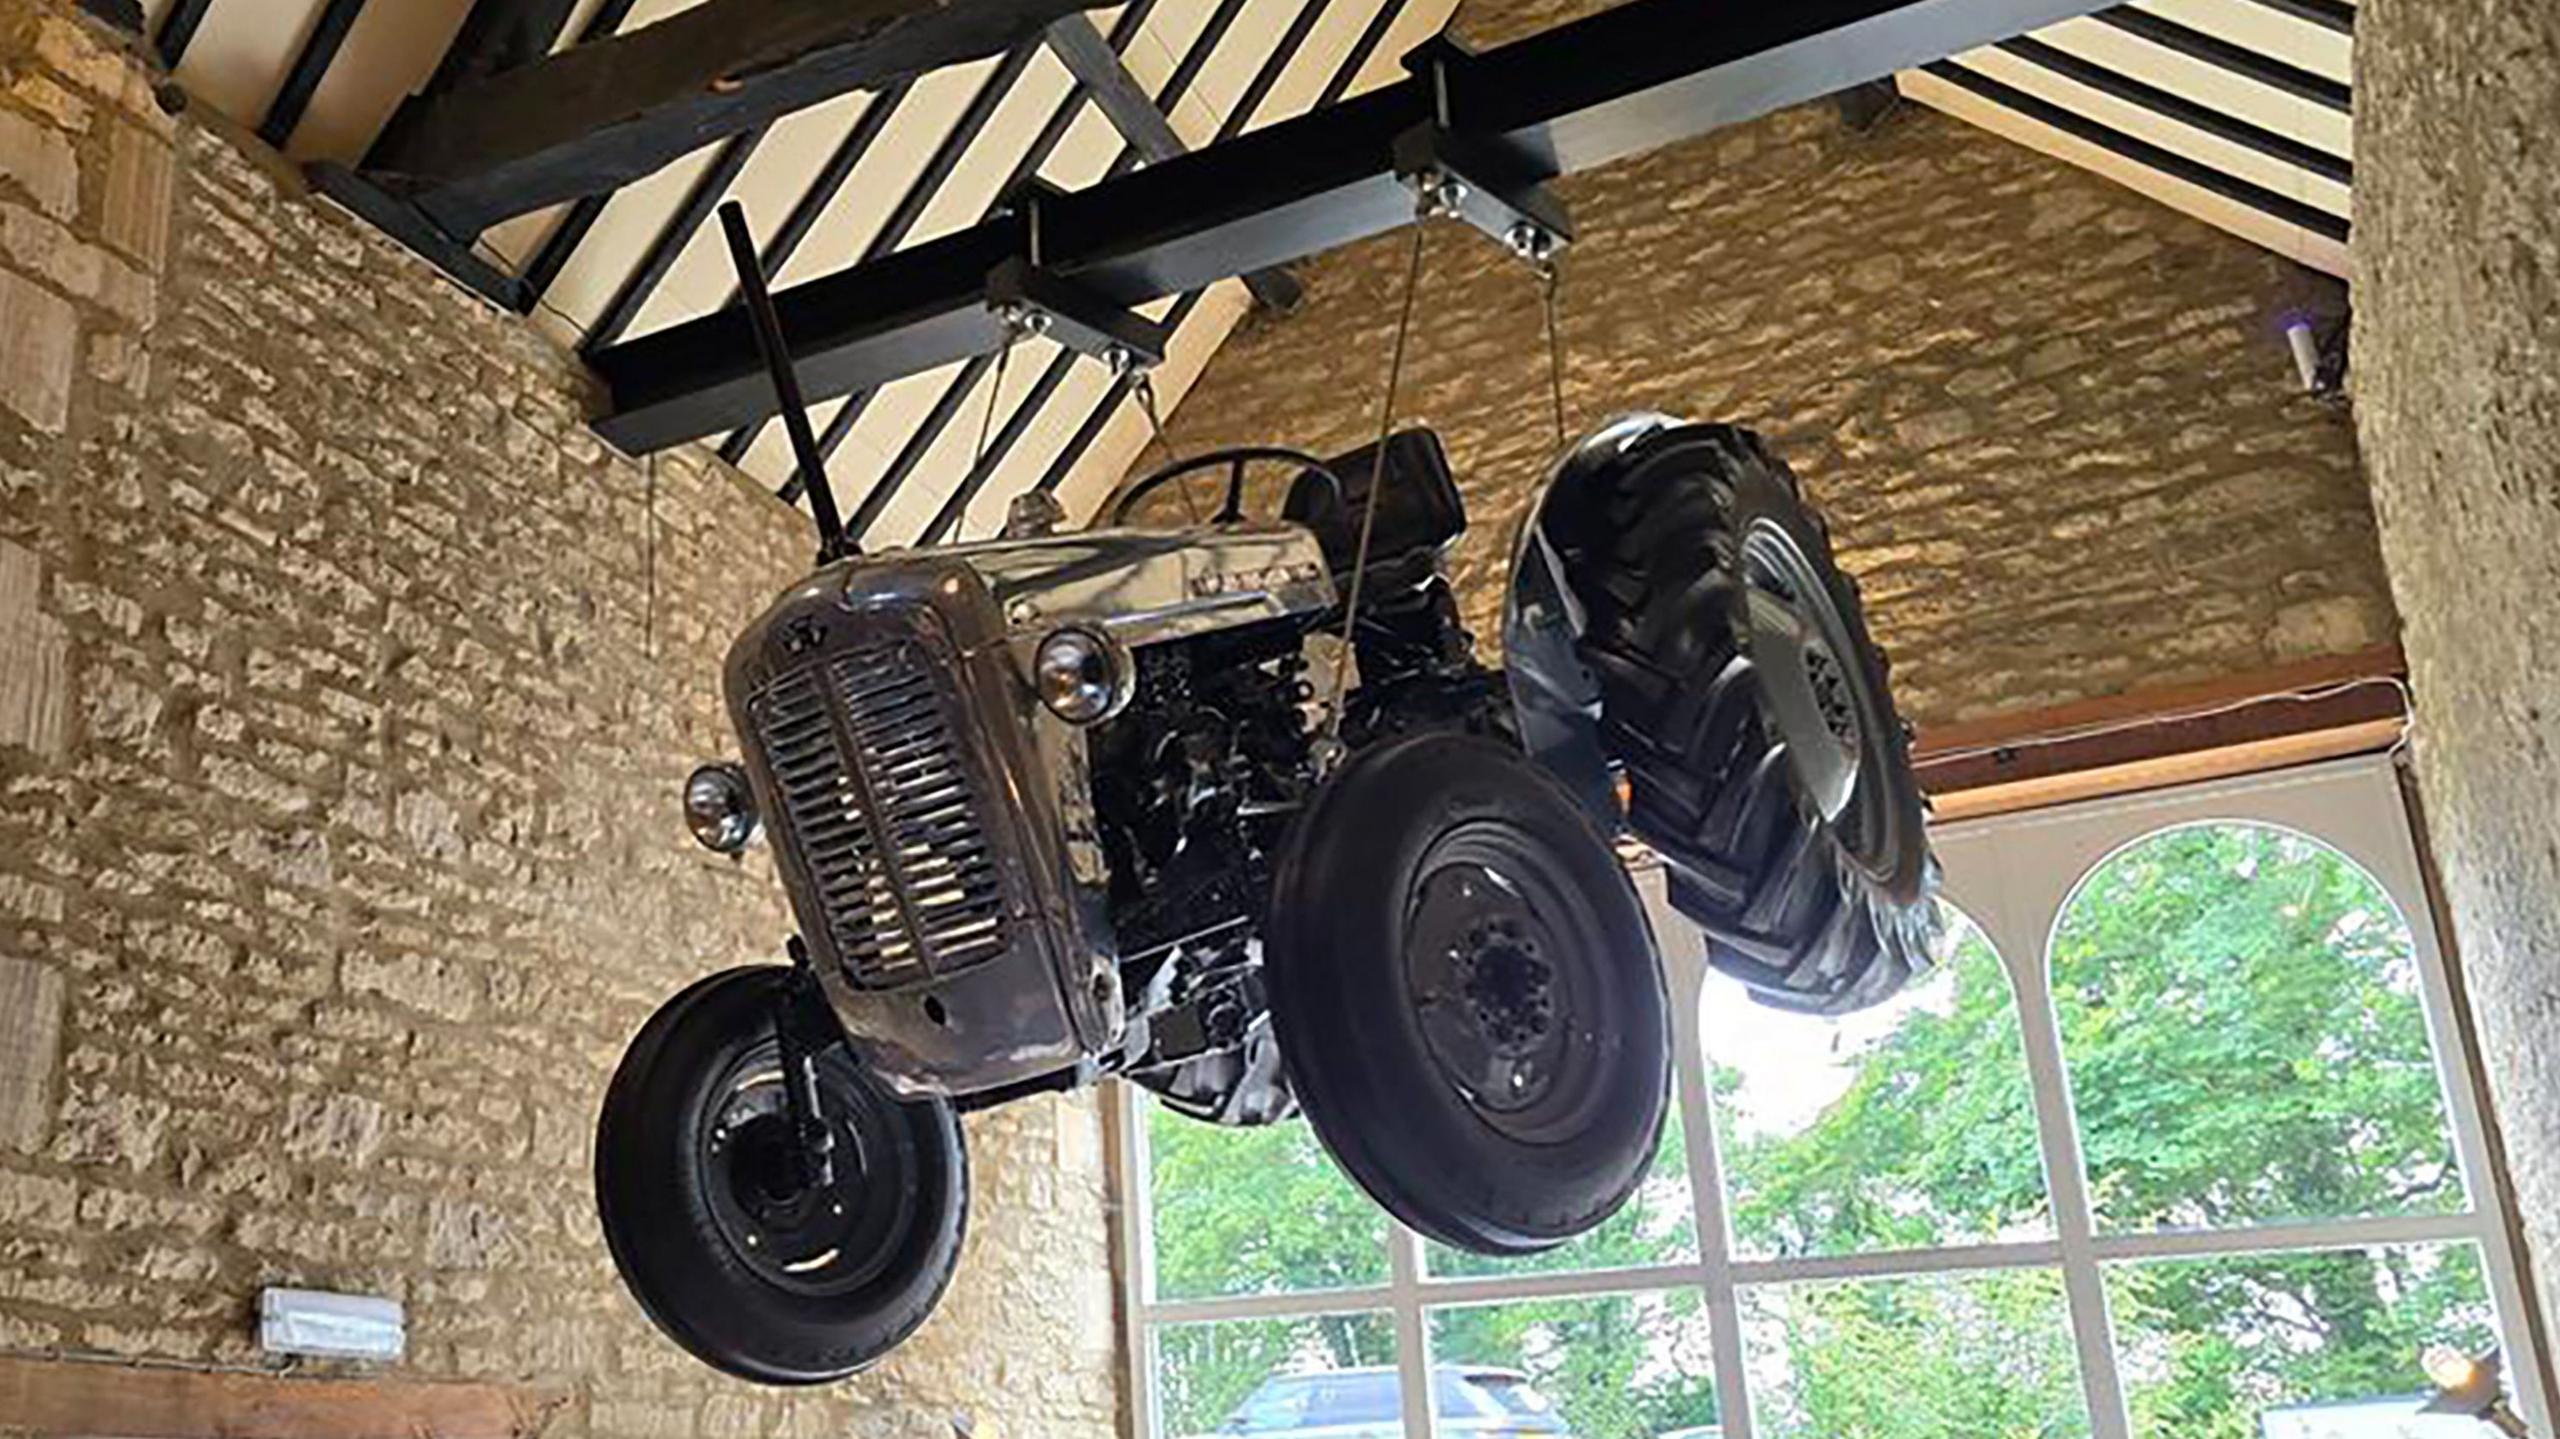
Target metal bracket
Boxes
[982,257,1171,374]
[1392,39,1574,266]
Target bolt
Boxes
[1104,344,1142,376]
[1505,222,1555,264]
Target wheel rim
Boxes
[696,1042,920,1298]
[1401,823,1623,1146]
[1739,519,1875,837]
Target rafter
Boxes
[364,0,1105,236]
[592,0,2122,453]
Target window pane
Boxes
[1741,1268,2089,1438]
[2050,822,2464,1233]
[1148,1101,1388,1301]
[1708,904,2050,1257]
[1428,1293,1719,1439]
[1425,1107,1699,1278]
[2106,1243,2498,1439]
[1155,1313,1400,1438]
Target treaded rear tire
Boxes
[1562,424,1936,1014]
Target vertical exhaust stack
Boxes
[714,200,854,562]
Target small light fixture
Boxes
[259,1286,405,1361]
[1032,626,1131,724]
[684,762,763,853]
[2284,315,2323,392]
[2422,1346,2534,1436]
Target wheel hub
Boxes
[1404,862,1575,1123]
[1741,520,1872,825]
[699,1057,911,1296]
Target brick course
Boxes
[0,5,1118,1435]
[1155,87,2393,730]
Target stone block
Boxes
[0,956,66,1152]
[0,199,153,324]
[98,122,171,272]
[0,108,77,222]
[0,541,70,758]
[0,264,76,433]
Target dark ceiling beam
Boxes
[593,0,2122,454]
[729,42,1043,480]
[424,0,583,96]
[364,0,1108,236]
[258,0,369,146]
[1921,59,2348,240]
[1995,33,2351,184]
[809,0,1258,520]
[2090,5,2350,111]
[515,0,728,308]
[839,0,1300,535]
[153,0,215,67]
[580,125,773,351]
[1045,14,1300,312]
[734,0,1164,479]
[942,0,1343,533]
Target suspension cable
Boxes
[1325,213,1432,744]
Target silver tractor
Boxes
[592,411,1937,1383]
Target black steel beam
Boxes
[592,0,2115,454]
[580,126,771,352]
[154,0,215,67]
[829,0,1320,527]
[1923,58,2347,241]
[732,45,1041,477]
[1047,14,1300,311]
[259,0,368,146]
[766,0,1165,484]
[366,0,1106,236]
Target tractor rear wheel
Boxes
[1560,423,1937,1014]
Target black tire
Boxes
[596,967,968,1384]
[1564,423,1937,1015]
[1267,733,1669,1255]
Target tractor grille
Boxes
[755,638,1009,989]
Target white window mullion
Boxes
[2006,934,2135,1439]
[1653,875,1758,1439]
[1115,1080,1165,1439]
[1389,1220,1433,1439]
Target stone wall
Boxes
[0,7,1118,1436]
[2353,0,2560,1355]
[1153,88,2392,730]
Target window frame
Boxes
[1113,755,2555,1438]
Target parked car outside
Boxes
[1181,1364,1572,1437]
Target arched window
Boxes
[2051,822,2461,1234]
[1118,759,2550,1439]
[1710,903,2048,1258]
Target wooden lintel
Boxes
[364,0,1103,235]
[1915,646,2410,820]
[0,1355,566,1439]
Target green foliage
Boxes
[1149,823,2488,1439]
[1749,1270,2088,1439]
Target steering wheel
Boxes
[1109,446,1347,529]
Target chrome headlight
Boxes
[683,762,762,853]
[1033,625,1131,724]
